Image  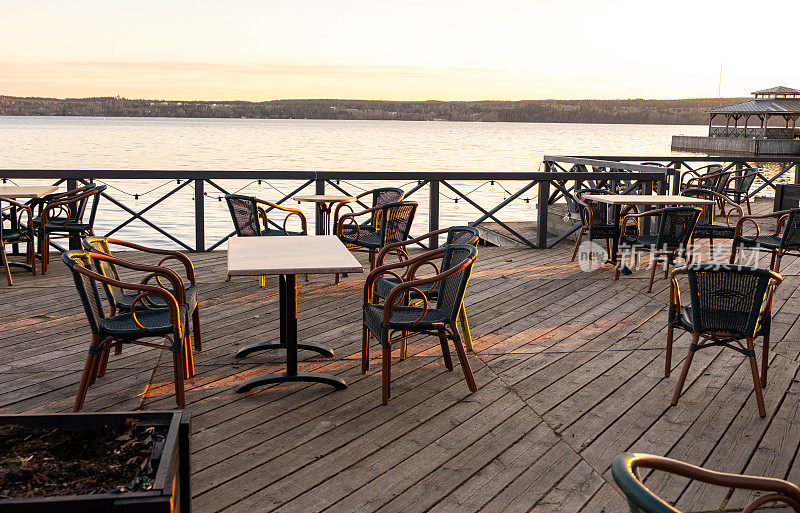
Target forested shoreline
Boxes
[0,95,743,125]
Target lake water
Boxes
[0,117,708,247]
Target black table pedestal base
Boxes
[236,371,347,393]
[235,273,347,393]
[235,340,335,359]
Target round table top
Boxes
[293,195,356,203]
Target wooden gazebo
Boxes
[708,86,800,140]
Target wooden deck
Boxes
[2,199,800,512]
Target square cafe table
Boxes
[582,194,716,271]
[227,235,363,392]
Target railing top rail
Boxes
[561,155,800,163]
[0,169,666,181]
[543,156,677,174]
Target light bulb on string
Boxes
[134,194,140,207]
[454,198,459,211]
[489,180,495,192]
[525,198,532,210]
[218,197,225,210]
[257,179,263,192]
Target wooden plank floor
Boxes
[2,198,799,512]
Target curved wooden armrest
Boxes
[102,238,196,284]
[87,253,187,305]
[734,210,790,237]
[333,190,371,227]
[621,453,800,509]
[336,205,382,235]
[383,255,474,324]
[619,208,666,240]
[40,188,100,226]
[376,228,450,265]
[71,263,182,327]
[669,268,686,313]
[364,247,446,301]
[255,199,308,234]
[0,198,34,226]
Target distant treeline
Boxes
[0,95,746,125]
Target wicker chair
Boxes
[679,164,723,190]
[570,188,639,262]
[719,168,758,215]
[225,194,308,285]
[335,200,417,283]
[34,184,106,274]
[667,265,782,417]
[680,188,742,258]
[332,187,405,237]
[612,452,800,513]
[729,208,800,272]
[62,250,194,411]
[0,197,36,285]
[371,226,480,358]
[83,236,202,351]
[615,207,701,292]
[363,244,478,404]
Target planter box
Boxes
[0,411,190,513]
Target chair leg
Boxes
[761,333,769,388]
[729,243,738,264]
[0,245,11,286]
[400,334,408,360]
[438,330,453,371]
[27,239,36,276]
[260,275,266,288]
[382,344,391,405]
[369,250,376,270]
[97,346,110,378]
[192,308,202,351]
[671,332,699,406]
[74,334,101,411]
[335,273,340,285]
[451,322,477,393]
[746,197,752,214]
[172,351,186,408]
[184,334,195,378]
[665,327,674,377]
[747,338,766,417]
[40,233,49,275]
[648,256,658,293]
[362,325,370,374]
[774,254,782,273]
[571,230,583,262]
[458,303,473,352]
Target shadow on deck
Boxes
[1,199,798,512]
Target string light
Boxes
[218,196,225,210]
[489,180,495,192]
[525,198,532,210]
[257,179,263,191]
[454,198,459,210]
[134,194,139,207]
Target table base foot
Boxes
[235,341,335,359]
[236,372,347,393]
[606,261,633,275]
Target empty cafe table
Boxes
[0,185,58,270]
[227,235,363,392]
[293,195,355,235]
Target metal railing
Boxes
[0,167,669,251]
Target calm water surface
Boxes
[0,117,706,247]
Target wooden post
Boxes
[537,179,549,249]
[67,178,80,249]
[194,179,205,252]
[315,179,325,235]
[429,180,440,249]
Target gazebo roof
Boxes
[751,86,800,96]
[709,99,800,115]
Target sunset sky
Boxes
[3,0,799,101]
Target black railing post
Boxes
[671,162,681,194]
[315,179,325,235]
[537,179,549,249]
[66,178,81,249]
[429,180,439,249]
[195,179,205,252]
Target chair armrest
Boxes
[0,198,34,226]
[376,228,450,266]
[332,190,371,228]
[102,238,197,285]
[619,208,666,240]
[336,205,382,236]
[734,210,791,237]
[89,253,187,305]
[383,254,473,325]
[364,247,446,302]
[669,268,686,323]
[255,199,308,235]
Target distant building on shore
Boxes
[672,86,800,156]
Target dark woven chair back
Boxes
[575,188,610,227]
[82,236,125,306]
[62,251,106,333]
[378,201,417,245]
[680,189,716,226]
[655,207,701,248]
[780,209,800,248]
[225,194,261,236]
[366,187,405,227]
[732,169,758,196]
[59,185,105,225]
[446,226,480,246]
[686,265,775,338]
[436,245,478,319]
[711,171,734,194]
